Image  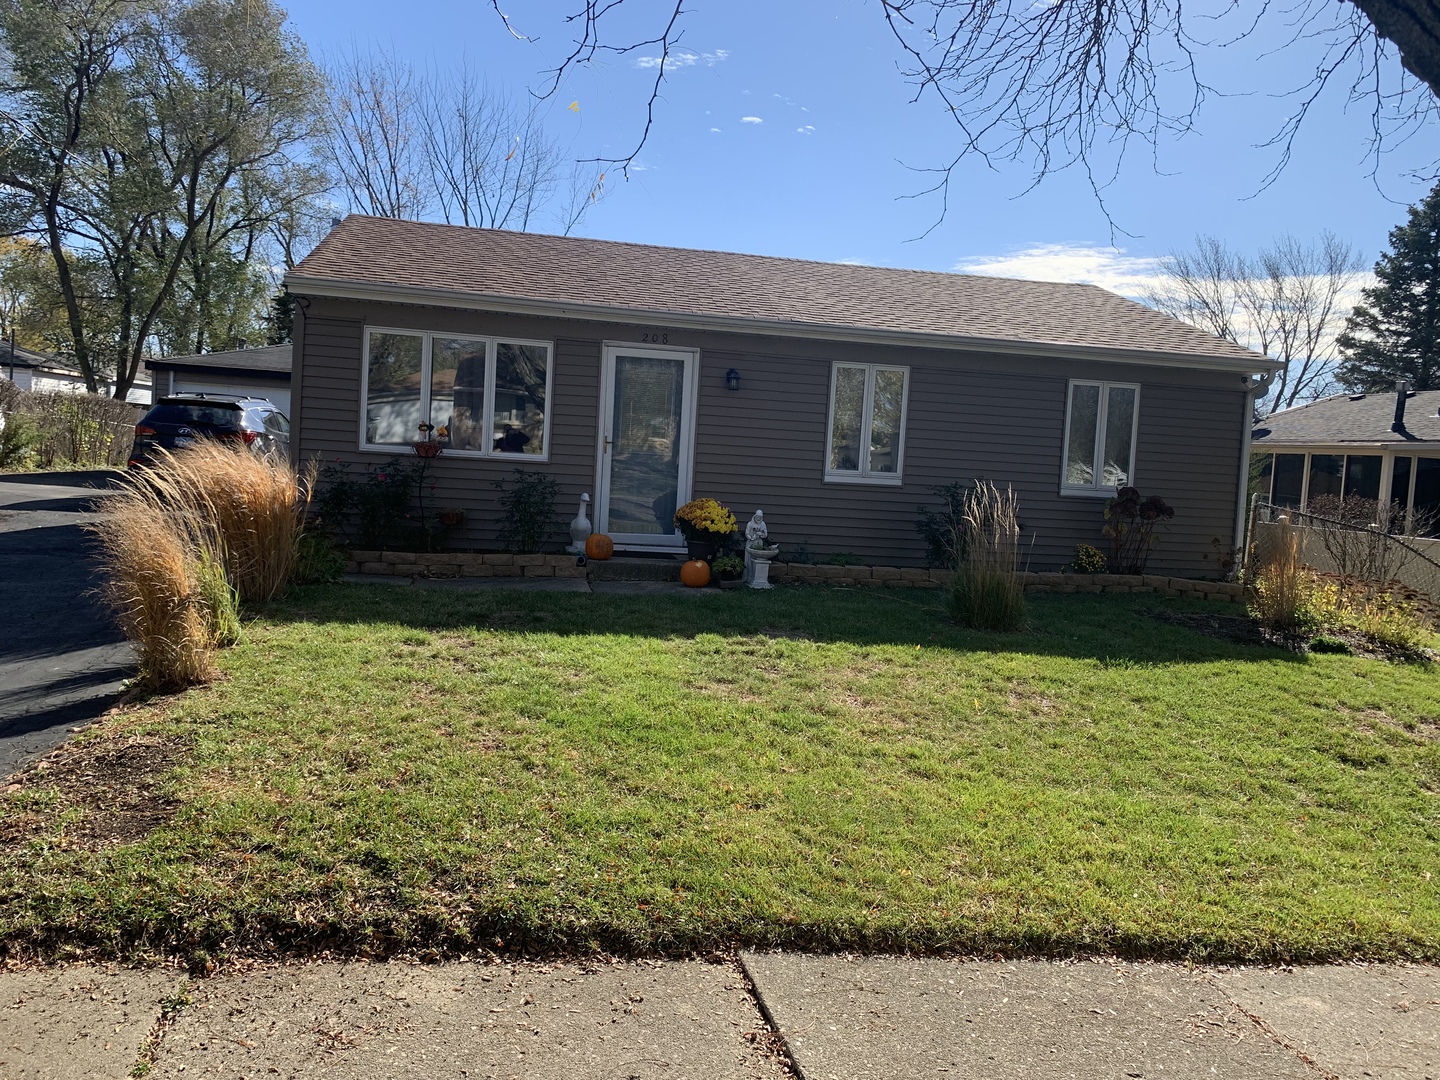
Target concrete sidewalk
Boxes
[2,956,1434,1079]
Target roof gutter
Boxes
[1234,370,1274,578]
[283,274,1282,377]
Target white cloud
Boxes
[796,125,815,135]
[741,116,763,124]
[955,243,1163,299]
[709,126,722,133]
[634,48,728,71]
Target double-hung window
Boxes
[362,327,553,459]
[1062,380,1139,495]
[825,362,909,484]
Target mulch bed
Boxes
[0,735,182,850]
[1146,609,1436,664]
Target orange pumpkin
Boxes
[680,559,711,588]
[585,533,614,560]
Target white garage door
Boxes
[173,378,290,415]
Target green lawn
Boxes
[3,585,1439,964]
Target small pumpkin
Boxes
[585,533,615,560]
[680,558,711,588]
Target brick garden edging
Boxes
[770,564,1245,603]
[343,550,1245,603]
[345,551,586,579]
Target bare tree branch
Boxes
[1147,233,1366,414]
[493,0,1440,229]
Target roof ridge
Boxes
[337,214,1106,291]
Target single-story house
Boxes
[282,215,1279,573]
[1250,383,1440,535]
[145,343,292,414]
[2,340,151,404]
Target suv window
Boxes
[264,411,290,436]
[145,403,243,426]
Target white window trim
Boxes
[823,361,909,486]
[359,326,554,461]
[1060,379,1140,497]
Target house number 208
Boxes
[639,330,670,344]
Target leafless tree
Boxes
[1146,233,1367,415]
[490,1,1440,228]
[322,50,603,233]
[321,48,429,220]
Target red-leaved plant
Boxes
[1103,487,1175,574]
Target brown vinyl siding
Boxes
[293,298,1247,574]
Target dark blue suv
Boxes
[128,396,290,467]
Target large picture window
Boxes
[824,362,909,484]
[361,327,552,458]
[1062,381,1139,495]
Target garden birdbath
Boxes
[745,543,779,589]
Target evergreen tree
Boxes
[1336,183,1440,392]
[265,291,294,346]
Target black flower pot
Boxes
[686,539,719,561]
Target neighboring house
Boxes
[282,216,1278,573]
[1251,384,1440,536]
[145,344,293,414]
[1,340,151,404]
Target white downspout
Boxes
[1233,371,1275,577]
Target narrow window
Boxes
[1390,456,1414,522]
[431,336,488,452]
[1307,454,1343,504]
[364,330,425,447]
[1415,457,1440,536]
[1342,455,1382,502]
[1251,452,1274,503]
[1061,380,1139,495]
[492,341,551,456]
[824,363,909,483]
[1272,453,1306,507]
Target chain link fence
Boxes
[1247,498,1440,604]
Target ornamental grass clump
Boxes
[130,440,316,602]
[950,480,1026,632]
[90,500,218,691]
[1249,517,1311,633]
[90,442,313,689]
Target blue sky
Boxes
[284,0,1438,290]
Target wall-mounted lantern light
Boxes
[726,368,741,392]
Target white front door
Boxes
[596,343,699,551]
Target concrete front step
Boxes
[585,555,683,582]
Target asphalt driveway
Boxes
[0,470,132,777]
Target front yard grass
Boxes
[2,585,1438,964]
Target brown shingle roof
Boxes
[286,216,1273,371]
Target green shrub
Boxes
[915,481,968,568]
[0,413,40,469]
[317,458,421,548]
[496,469,559,553]
[292,529,347,584]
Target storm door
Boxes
[596,344,699,551]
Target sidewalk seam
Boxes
[1211,985,1340,1080]
[736,951,805,1080]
